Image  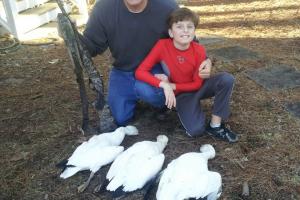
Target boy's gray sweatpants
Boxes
[176,72,235,137]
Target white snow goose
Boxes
[156,144,222,200]
[57,125,138,193]
[95,135,168,199]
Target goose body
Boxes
[105,135,168,194]
[60,145,124,179]
[156,144,222,200]
[58,125,138,192]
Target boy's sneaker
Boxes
[206,123,238,143]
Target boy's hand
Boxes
[199,58,212,79]
[159,82,176,109]
[155,74,169,83]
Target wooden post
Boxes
[1,0,18,38]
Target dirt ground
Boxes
[1,0,300,199]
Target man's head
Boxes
[167,8,199,50]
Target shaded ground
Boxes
[1,0,300,199]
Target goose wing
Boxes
[70,133,115,158]
[106,145,136,181]
[174,171,222,200]
[175,172,212,200]
[122,154,165,192]
[88,145,125,172]
[87,131,121,147]
[106,141,164,191]
[106,141,155,180]
[60,145,124,179]
[156,155,184,200]
[157,152,211,200]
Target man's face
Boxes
[124,0,146,9]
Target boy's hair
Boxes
[167,7,199,29]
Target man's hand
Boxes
[199,58,212,79]
[159,82,176,109]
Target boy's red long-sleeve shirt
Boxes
[135,38,206,95]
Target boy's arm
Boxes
[135,42,162,87]
[174,72,203,93]
[194,38,213,79]
[199,58,212,79]
[159,82,176,109]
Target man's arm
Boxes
[80,0,110,57]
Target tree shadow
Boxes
[200,16,300,29]
[194,5,299,17]
[180,0,270,6]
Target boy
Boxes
[135,7,238,143]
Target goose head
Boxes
[156,135,168,150]
[113,125,139,136]
[107,126,138,146]
[200,144,215,159]
[123,125,139,136]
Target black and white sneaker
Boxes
[206,123,238,143]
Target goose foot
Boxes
[94,183,103,193]
[77,182,88,193]
[94,169,108,193]
[77,171,95,193]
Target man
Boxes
[80,0,213,132]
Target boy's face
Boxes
[168,20,195,50]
